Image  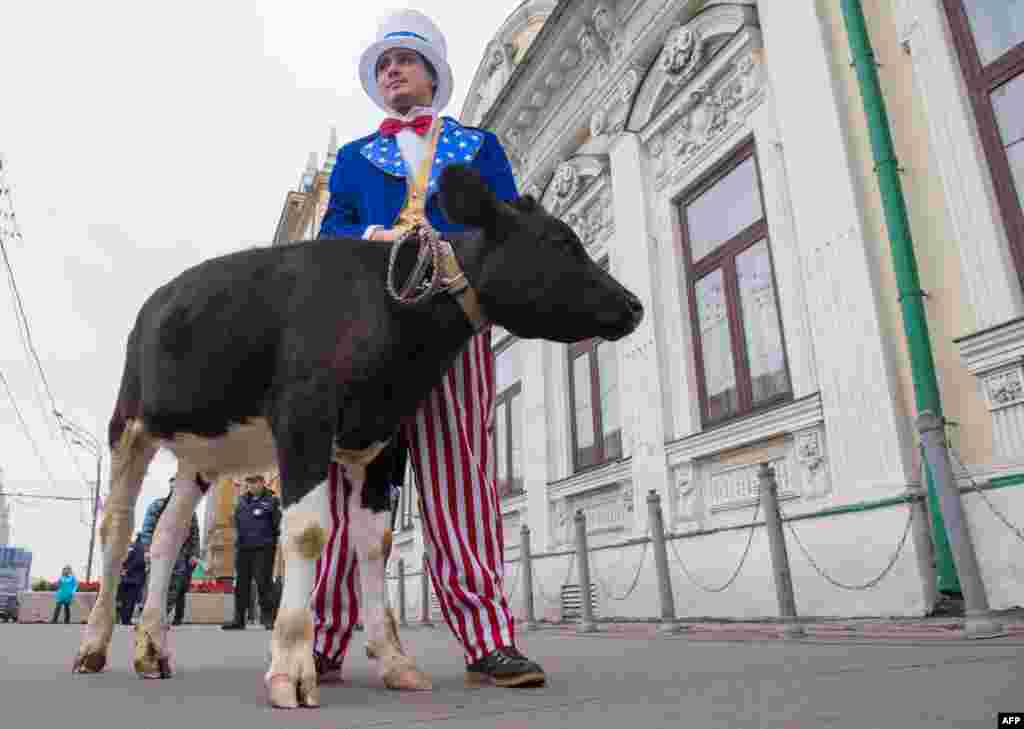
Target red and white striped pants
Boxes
[311,330,516,665]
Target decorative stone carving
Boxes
[517,110,536,126]
[708,458,797,512]
[552,162,580,205]
[593,3,622,58]
[529,90,548,108]
[552,497,570,545]
[523,182,541,201]
[660,24,702,83]
[578,26,599,64]
[617,68,640,105]
[621,484,634,513]
[984,366,1024,410]
[559,47,581,69]
[545,71,565,89]
[796,430,824,472]
[673,463,700,523]
[590,109,606,138]
[795,428,831,499]
[486,44,506,75]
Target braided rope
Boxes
[386,224,443,305]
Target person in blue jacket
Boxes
[116,534,147,625]
[140,477,200,624]
[309,8,545,690]
[52,565,78,624]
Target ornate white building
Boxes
[380,0,1024,621]
[270,1,1023,620]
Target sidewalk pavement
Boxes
[2,616,1021,729]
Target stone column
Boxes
[607,131,672,534]
[520,337,551,549]
[756,0,915,492]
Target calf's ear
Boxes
[439,165,499,229]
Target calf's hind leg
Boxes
[134,465,204,679]
[345,461,431,691]
[75,420,156,674]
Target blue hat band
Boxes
[384,31,429,43]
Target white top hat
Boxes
[360,9,454,114]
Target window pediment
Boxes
[629,3,759,133]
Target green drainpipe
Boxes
[839,0,961,594]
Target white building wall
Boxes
[383,0,1024,622]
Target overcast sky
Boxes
[0,0,523,581]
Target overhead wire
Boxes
[0,156,97,492]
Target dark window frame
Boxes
[567,259,624,473]
[675,137,793,428]
[943,0,1024,286]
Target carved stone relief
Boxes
[593,3,624,60]
[648,50,765,190]
[673,463,700,523]
[552,162,580,208]
[983,365,1024,410]
[795,427,831,499]
[660,23,703,82]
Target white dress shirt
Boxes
[364,105,438,240]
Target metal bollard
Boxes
[917,412,1003,638]
[647,490,680,634]
[420,554,435,627]
[574,509,598,633]
[397,558,407,627]
[906,478,938,616]
[520,523,537,630]
[759,463,804,639]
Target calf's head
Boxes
[440,165,643,343]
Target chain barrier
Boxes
[667,490,761,593]
[781,500,913,591]
[591,540,649,601]
[949,448,1024,545]
[535,551,575,605]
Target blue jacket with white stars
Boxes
[317,117,519,240]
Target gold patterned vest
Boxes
[391,121,443,234]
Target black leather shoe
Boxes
[221,621,245,630]
[465,647,546,688]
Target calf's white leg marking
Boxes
[135,466,203,679]
[266,483,327,709]
[75,420,157,674]
[343,461,431,691]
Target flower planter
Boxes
[17,591,97,623]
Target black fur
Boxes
[109,165,643,511]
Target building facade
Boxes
[272,0,1024,621]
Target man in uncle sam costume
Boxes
[312,8,546,688]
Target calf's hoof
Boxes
[72,647,107,674]
[133,626,173,679]
[378,655,432,691]
[266,672,320,709]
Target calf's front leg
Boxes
[266,499,326,708]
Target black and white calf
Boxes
[72,165,643,708]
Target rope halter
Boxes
[385,224,486,332]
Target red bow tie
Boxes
[379,115,434,137]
